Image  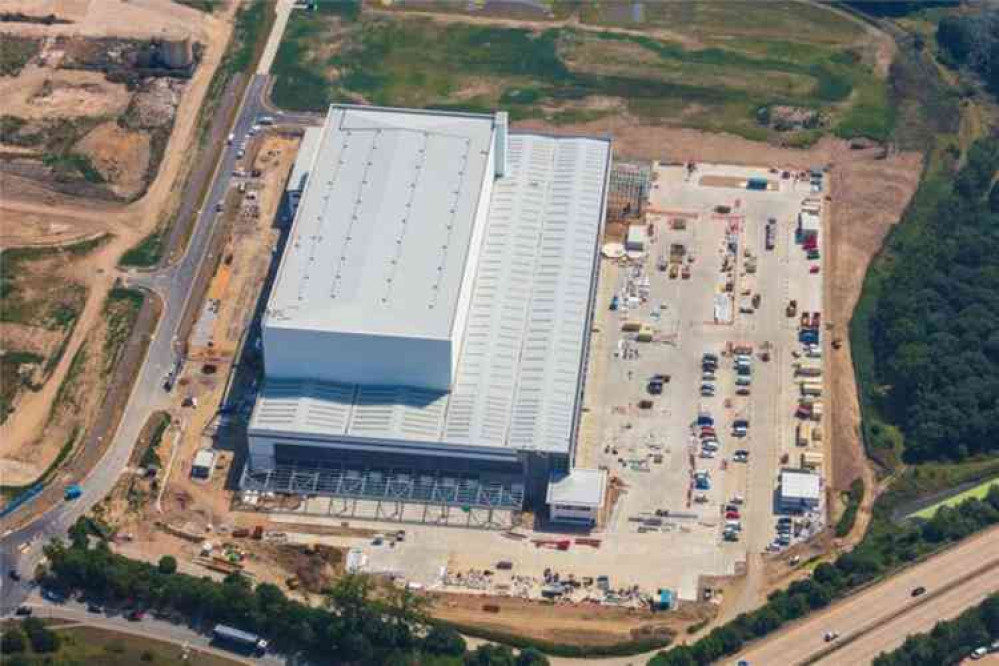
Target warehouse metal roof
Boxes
[266,105,498,339]
[251,133,611,455]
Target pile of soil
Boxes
[126,78,183,129]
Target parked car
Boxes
[88,602,104,614]
[911,586,926,597]
[15,606,32,616]
[127,609,146,622]
[824,631,839,642]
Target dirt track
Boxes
[0,0,236,482]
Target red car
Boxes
[700,427,716,437]
[725,510,741,520]
[126,609,145,622]
[809,265,820,274]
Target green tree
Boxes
[516,647,550,665]
[0,628,27,654]
[423,625,466,656]
[157,555,177,575]
[464,644,517,666]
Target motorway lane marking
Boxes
[798,555,999,665]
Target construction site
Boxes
[0,0,938,653]
[92,126,844,647]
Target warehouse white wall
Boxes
[262,325,453,390]
[449,132,496,381]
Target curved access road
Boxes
[730,526,999,666]
[21,594,284,665]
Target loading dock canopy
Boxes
[546,468,607,508]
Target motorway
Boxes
[731,525,999,666]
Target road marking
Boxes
[798,555,999,665]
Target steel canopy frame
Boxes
[241,459,525,511]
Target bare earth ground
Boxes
[431,592,711,647]
[0,0,235,483]
[0,0,220,40]
[0,66,132,119]
[74,122,152,200]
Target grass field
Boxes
[911,477,999,519]
[271,2,891,142]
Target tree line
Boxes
[938,10,999,95]
[866,137,999,462]
[41,527,548,666]
[873,593,999,665]
[647,484,999,665]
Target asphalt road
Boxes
[20,593,283,665]
[731,525,999,666]
[0,70,276,615]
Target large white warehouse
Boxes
[244,105,611,522]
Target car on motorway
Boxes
[15,606,32,616]
[910,586,926,597]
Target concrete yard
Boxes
[246,161,829,605]
[578,162,827,597]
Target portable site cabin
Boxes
[801,451,824,470]
[626,225,648,252]
[778,469,821,513]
